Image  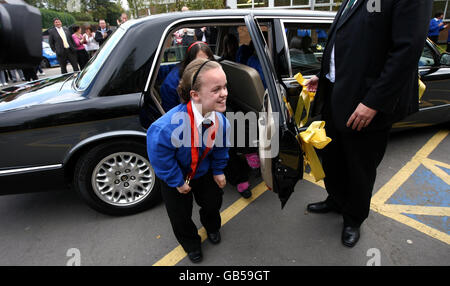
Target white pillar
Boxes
[268,0,274,8]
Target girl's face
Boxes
[191,67,228,115]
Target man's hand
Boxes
[176,183,191,194]
[305,75,319,92]
[346,103,378,131]
[213,174,226,189]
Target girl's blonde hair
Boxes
[177,58,222,103]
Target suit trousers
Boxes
[57,49,80,74]
[160,171,223,253]
[320,80,391,227]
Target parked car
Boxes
[41,41,59,68]
[0,9,449,215]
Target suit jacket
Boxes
[312,0,433,131]
[195,27,211,44]
[48,27,77,55]
[94,29,113,46]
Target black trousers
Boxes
[57,49,80,74]
[161,171,223,253]
[320,80,390,227]
[76,49,90,70]
[224,148,250,186]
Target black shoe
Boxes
[239,189,252,199]
[307,201,340,213]
[342,226,360,248]
[187,250,203,263]
[207,231,221,244]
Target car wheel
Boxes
[73,140,161,216]
[41,58,50,69]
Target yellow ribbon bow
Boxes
[298,121,332,182]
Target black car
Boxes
[1,9,449,215]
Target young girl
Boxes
[160,41,214,112]
[147,58,230,263]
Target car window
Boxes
[161,25,218,64]
[75,27,125,90]
[283,23,327,76]
[419,44,436,67]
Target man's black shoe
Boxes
[342,226,360,248]
[307,201,340,213]
[187,250,203,263]
[207,231,221,244]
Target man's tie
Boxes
[57,27,70,49]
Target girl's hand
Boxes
[176,183,191,194]
[213,174,226,189]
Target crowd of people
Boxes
[48,16,120,75]
[0,14,129,88]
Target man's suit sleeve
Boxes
[94,31,103,45]
[49,30,56,53]
[361,0,433,114]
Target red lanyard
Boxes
[185,101,219,185]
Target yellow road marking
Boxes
[371,130,448,205]
[154,129,449,266]
[372,204,450,217]
[304,129,449,244]
[153,182,268,266]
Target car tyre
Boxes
[73,140,161,216]
[40,58,50,69]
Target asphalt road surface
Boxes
[0,69,449,266]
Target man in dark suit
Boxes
[94,19,113,47]
[305,0,432,247]
[48,18,80,74]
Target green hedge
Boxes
[40,9,76,29]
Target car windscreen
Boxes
[75,27,126,90]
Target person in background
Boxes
[160,41,214,112]
[220,33,239,62]
[195,27,210,44]
[8,69,26,83]
[447,28,450,52]
[48,18,79,74]
[95,19,112,47]
[72,25,89,70]
[428,11,448,43]
[117,13,128,26]
[0,70,6,87]
[84,27,99,58]
[147,58,229,263]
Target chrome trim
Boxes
[0,164,62,176]
[63,130,147,165]
[279,20,293,78]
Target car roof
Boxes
[120,8,336,30]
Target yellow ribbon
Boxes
[298,121,332,182]
[293,72,315,128]
[419,78,426,101]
